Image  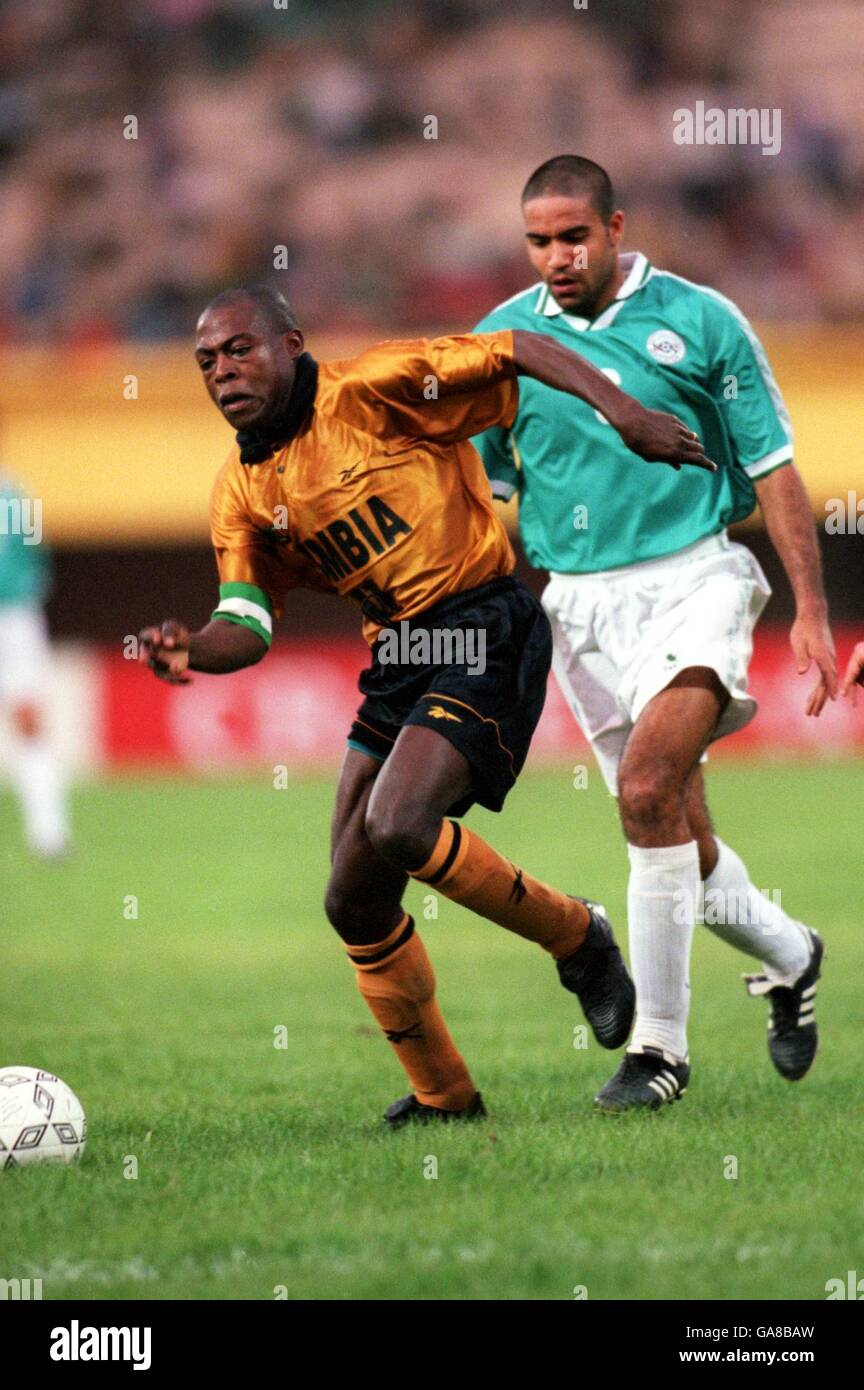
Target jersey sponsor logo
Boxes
[339,462,362,484]
[295,495,412,584]
[426,705,462,723]
[646,329,686,365]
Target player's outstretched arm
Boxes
[753,464,837,717]
[510,329,716,472]
[138,618,267,683]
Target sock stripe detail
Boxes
[419,822,463,885]
[346,915,415,966]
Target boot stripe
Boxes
[648,1076,677,1102]
[649,1072,679,1101]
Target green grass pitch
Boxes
[1,762,861,1301]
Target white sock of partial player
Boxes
[627,840,700,1063]
[10,736,70,856]
[700,838,811,985]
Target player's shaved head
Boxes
[195,284,306,434]
[522,156,614,224]
[201,284,298,338]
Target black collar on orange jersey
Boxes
[236,352,319,465]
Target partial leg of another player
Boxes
[685,768,822,1082]
[7,699,70,859]
[326,726,635,1126]
[326,745,484,1128]
[0,607,70,860]
[594,667,725,1112]
[366,723,633,1054]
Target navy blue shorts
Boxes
[348,575,553,816]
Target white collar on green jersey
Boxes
[534,251,651,331]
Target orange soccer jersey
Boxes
[209,332,520,645]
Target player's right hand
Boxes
[614,405,717,473]
[138,619,192,684]
[840,640,864,707]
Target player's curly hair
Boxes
[521,156,615,223]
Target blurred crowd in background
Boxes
[1,0,862,344]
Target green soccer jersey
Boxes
[0,477,49,605]
[472,252,793,573]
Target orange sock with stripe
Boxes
[412,821,590,959]
[346,913,477,1112]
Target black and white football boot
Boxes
[743,927,823,1081]
[594,1046,690,1113]
[557,897,636,1050]
[384,1092,487,1130]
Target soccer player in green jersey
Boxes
[0,472,70,858]
[472,156,837,1111]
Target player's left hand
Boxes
[791,609,837,717]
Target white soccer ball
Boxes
[0,1066,86,1169]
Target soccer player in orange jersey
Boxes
[138,285,713,1127]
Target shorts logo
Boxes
[646,329,686,365]
[426,706,462,722]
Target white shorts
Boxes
[0,604,51,704]
[542,533,771,795]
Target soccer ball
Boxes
[0,1066,86,1169]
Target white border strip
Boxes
[213,597,273,635]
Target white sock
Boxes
[627,840,700,1062]
[700,838,810,985]
[9,736,70,856]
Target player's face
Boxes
[522,195,624,316]
[194,302,305,430]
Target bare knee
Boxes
[618,765,685,841]
[364,797,438,871]
[324,881,361,936]
[11,702,42,739]
[324,877,402,945]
